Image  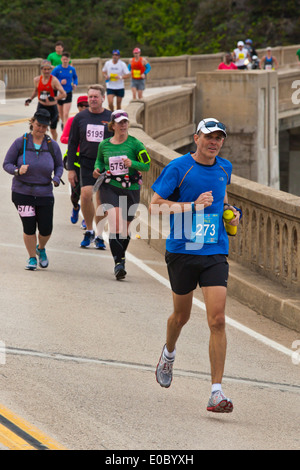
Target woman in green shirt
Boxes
[93,110,150,280]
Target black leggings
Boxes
[12,193,54,236]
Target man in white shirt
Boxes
[102,50,130,111]
[233,41,250,69]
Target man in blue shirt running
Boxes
[150,118,241,413]
[52,52,78,129]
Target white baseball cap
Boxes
[196,118,227,136]
[111,110,129,123]
[237,41,244,46]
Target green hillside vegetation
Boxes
[1,0,300,59]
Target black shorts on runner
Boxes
[165,252,229,295]
[37,103,58,130]
[12,192,54,237]
[100,183,140,222]
[106,88,125,98]
[58,91,72,105]
[79,156,97,187]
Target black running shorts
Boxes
[37,103,58,130]
[12,192,54,236]
[106,88,125,98]
[100,183,140,222]
[58,91,72,105]
[80,156,97,187]
[165,251,229,295]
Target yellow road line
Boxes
[0,111,77,127]
[0,404,67,450]
[0,423,36,450]
[0,118,28,126]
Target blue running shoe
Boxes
[25,257,37,271]
[94,236,106,250]
[71,204,80,224]
[36,245,49,268]
[80,219,87,230]
[80,231,95,248]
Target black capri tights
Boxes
[15,203,54,236]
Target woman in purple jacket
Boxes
[3,109,64,270]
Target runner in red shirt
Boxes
[128,48,151,99]
[25,60,66,141]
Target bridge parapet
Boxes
[1,44,300,97]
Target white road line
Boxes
[3,346,299,394]
[1,241,298,361]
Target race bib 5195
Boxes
[86,124,104,142]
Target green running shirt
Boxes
[95,135,150,190]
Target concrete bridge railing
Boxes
[1,44,300,98]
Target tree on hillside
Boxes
[0,0,300,59]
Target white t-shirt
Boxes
[102,59,129,89]
[233,47,249,67]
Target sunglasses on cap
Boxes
[112,111,128,120]
[204,121,226,131]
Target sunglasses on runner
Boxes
[112,111,129,123]
[197,119,227,136]
[205,121,226,131]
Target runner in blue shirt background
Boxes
[52,52,78,129]
[150,118,241,413]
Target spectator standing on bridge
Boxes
[260,47,278,70]
[102,50,130,112]
[51,51,78,129]
[128,47,151,99]
[150,118,241,413]
[244,39,257,59]
[67,84,112,249]
[3,109,63,271]
[232,41,250,69]
[218,52,237,70]
[47,41,65,67]
[93,109,151,280]
[25,60,66,141]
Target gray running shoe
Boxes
[207,390,233,413]
[155,345,174,388]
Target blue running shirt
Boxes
[151,152,232,255]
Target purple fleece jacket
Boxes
[3,133,63,197]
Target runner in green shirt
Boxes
[93,109,150,280]
[47,41,64,66]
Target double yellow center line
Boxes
[0,405,66,450]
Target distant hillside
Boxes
[1,0,300,59]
